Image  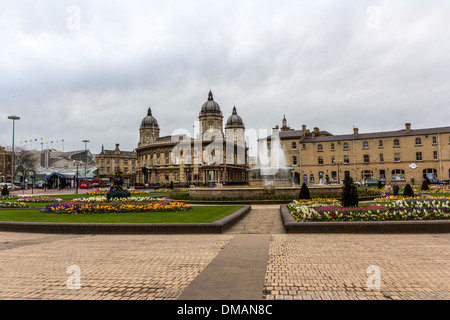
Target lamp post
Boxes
[82,140,89,179]
[30,171,34,195]
[8,115,20,188]
[75,163,79,194]
[333,159,343,183]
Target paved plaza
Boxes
[0,204,449,300]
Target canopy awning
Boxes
[44,172,76,179]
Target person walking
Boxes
[384,182,392,197]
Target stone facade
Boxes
[267,121,450,186]
[136,91,249,187]
[96,144,137,183]
[0,146,11,183]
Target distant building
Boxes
[136,91,249,186]
[263,119,450,185]
[0,146,11,183]
[96,144,138,184]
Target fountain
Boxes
[188,132,341,200]
[247,134,294,188]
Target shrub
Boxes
[421,180,429,191]
[341,174,359,207]
[299,183,311,200]
[1,184,9,196]
[403,184,414,197]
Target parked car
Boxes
[0,183,20,190]
[364,179,380,187]
[428,178,447,185]
[340,179,362,187]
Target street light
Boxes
[333,159,343,183]
[8,115,20,188]
[82,140,89,179]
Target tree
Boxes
[403,184,414,197]
[1,184,9,196]
[299,183,311,200]
[13,147,39,188]
[421,179,429,191]
[341,174,359,207]
[377,180,383,189]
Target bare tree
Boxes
[13,147,39,188]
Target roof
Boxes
[200,91,222,116]
[226,106,244,127]
[262,130,333,141]
[141,108,159,128]
[100,150,136,156]
[303,126,450,143]
[44,172,75,179]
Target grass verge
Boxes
[0,206,243,224]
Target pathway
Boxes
[177,205,283,300]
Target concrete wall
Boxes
[189,185,343,199]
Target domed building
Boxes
[138,107,160,145]
[136,91,249,186]
[226,106,245,129]
[199,90,224,135]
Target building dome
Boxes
[141,107,159,128]
[226,106,244,127]
[200,91,222,115]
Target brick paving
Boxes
[0,232,233,300]
[0,204,449,300]
[264,233,450,300]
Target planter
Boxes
[106,191,131,201]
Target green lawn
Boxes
[0,206,243,224]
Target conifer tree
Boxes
[403,184,414,197]
[299,183,311,200]
[341,174,358,207]
[421,179,429,191]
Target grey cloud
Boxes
[1,0,449,154]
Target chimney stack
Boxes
[302,125,307,135]
[272,125,279,135]
[405,123,411,132]
[353,127,359,135]
[312,127,319,138]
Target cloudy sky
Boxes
[1,0,449,154]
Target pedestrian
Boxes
[384,182,391,197]
[393,183,399,196]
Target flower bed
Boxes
[17,196,63,203]
[374,195,447,202]
[288,197,450,222]
[40,200,190,214]
[72,196,164,203]
[86,190,146,196]
[413,185,450,194]
[0,195,18,200]
[0,202,29,208]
